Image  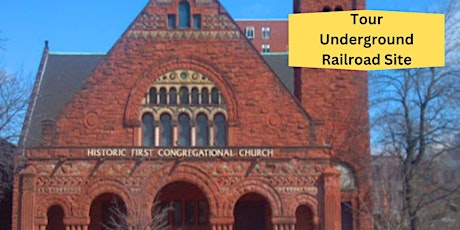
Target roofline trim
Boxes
[49,52,107,55]
[22,47,49,155]
[261,52,289,56]
[235,19,288,21]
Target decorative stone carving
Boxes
[84,112,99,129]
[202,14,238,30]
[93,162,136,176]
[127,30,241,40]
[335,163,356,190]
[132,13,166,30]
[196,0,212,3]
[202,162,249,175]
[267,112,282,128]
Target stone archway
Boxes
[234,193,273,230]
[156,181,210,230]
[88,193,127,230]
[46,205,65,230]
[295,205,315,230]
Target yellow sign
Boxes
[289,10,444,70]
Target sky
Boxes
[0,0,448,76]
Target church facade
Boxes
[14,0,372,229]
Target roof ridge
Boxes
[49,52,107,55]
[235,18,288,21]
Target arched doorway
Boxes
[295,205,314,230]
[156,181,210,230]
[46,205,65,230]
[234,193,272,230]
[89,193,127,230]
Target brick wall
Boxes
[294,0,373,229]
[54,0,315,147]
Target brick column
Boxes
[19,169,36,230]
[322,168,342,230]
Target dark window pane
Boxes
[211,88,219,104]
[168,14,176,29]
[341,202,354,230]
[198,201,208,224]
[149,88,157,104]
[193,14,201,29]
[196,114,208,146]
[191,88,199,104]
[178,1,191,29]
[47,205,65,230]
[178,114,191,146]
[214,114,226,146]
[186,201,195,225]
[201,88,209,104]
[160,88,167,104]
[160,114,172,146]
[142,114,154,147]
[180,87,189,104]
[173,201,182,225]
[170,88,177,105]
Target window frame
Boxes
[193,14,201,29]
[160,113,173,147]
[168,14,176,29]
[178,0,191,29]
[142,113,154,147]
[262,27,270,39]
[245,26,255,39]
[262,44,271,53]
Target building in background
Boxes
[235,20,288,53]
[14,0,371,229]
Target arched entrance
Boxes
[234,193,272,230]
[89,193,127,230]
[295,205,314,230]
[46,205,65,230]
[156,181,210,230]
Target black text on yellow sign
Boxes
[288,10,445,70]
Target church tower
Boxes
[293,0,373,229]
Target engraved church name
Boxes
[86,148,275,158]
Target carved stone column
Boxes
[35,216,47,230]
[272,217,295,230]
[64,217,90,230]
[210,217,233,230]
[322,168,342,230]
[19,168,36,230]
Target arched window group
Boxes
[142,113,227,147]
[167,0,202,29]
[148,87,223,105]
[141,70,228,147]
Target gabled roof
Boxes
[22,53,105,147]
[21,51,293,147]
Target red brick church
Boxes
[14,0,372,229]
